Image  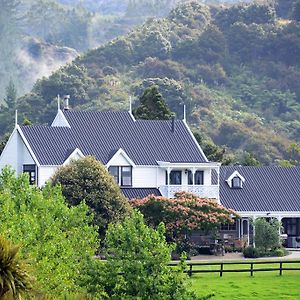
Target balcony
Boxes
[159,185,219,200]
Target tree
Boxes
[0,236,32,298]
[84,211,198,299]
[133,85,174,120]
[131,192,239,244]
[4,79,17,110]
[254,218,282,251]
[51,156,131,238]
[279,143,300,167]
[0,167,98,296]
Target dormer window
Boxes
[226,170,245,189]
[232,176,242,189]
[108,166,132,187]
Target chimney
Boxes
[63,95,70,111]
[171,116,175,133]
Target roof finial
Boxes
[129,96,132,114]
[57,94,60,111]
[183,104,186,122]
[15,109,18,127]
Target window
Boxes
[232,176,242,189]
[221,221,237,231]
[188,170,204,185]
[108,166,119,184]
[23,165,36,185]
[170,171,182,185]
[121,166,132,186]
[108,166,132,187]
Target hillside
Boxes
[4,0,300,164]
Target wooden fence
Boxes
[169,260,300,277]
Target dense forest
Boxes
[0,0,249,100]
[1,0,300,164]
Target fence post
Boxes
[220,263,223,277]
[279,262,283,276]
[188,264,193,277]
[250,263,254,277]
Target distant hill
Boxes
[3,0,300,165]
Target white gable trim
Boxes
[226,170,245,188]
[63,148,85,166]
[182,120,209,162]
[51,109,71,128]
[17,126,41,167]
[106,148,136,168]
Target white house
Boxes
[0,106,220,201]
[1,105,300,247]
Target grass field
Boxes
[188,261,300,300]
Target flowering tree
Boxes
[131,192,239,243]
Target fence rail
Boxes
[168,260,300,277]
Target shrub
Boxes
[243,246,261,258]
[0,236,32,298]
[271,248,286,257]
[254,218,282,251]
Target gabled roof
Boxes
[20,110,208,166]
[121,188,161,199]
[220,166,300,212]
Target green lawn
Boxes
[188,261,300,299]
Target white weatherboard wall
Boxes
[38,166,58,186]
[132,167,157,187]
[0,130,35,175]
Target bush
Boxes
[271,248,286,257]
[243,246,261,258]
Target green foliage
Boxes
[84,210,197,299]
[0,236,32,298]
[51,156,131,238]
[4,80,17,110]
[254,218,282,252]
[0,134,9,156]
[243,246,261,258]
[134,85,174,120]
[278,143,300,166]
[0,167,99,296]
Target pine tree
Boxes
[4,79,17,110]
[134,85,174,120]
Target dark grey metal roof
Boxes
[20,110,207,165]
[121,188,161,199]
[220,166,300,212]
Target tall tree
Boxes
[133,85,174,120]
[4,79,17,110]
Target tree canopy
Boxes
[0,167,99,296]
[83,210,198,299]
[51,156,132,238]
[133,85,174,120]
